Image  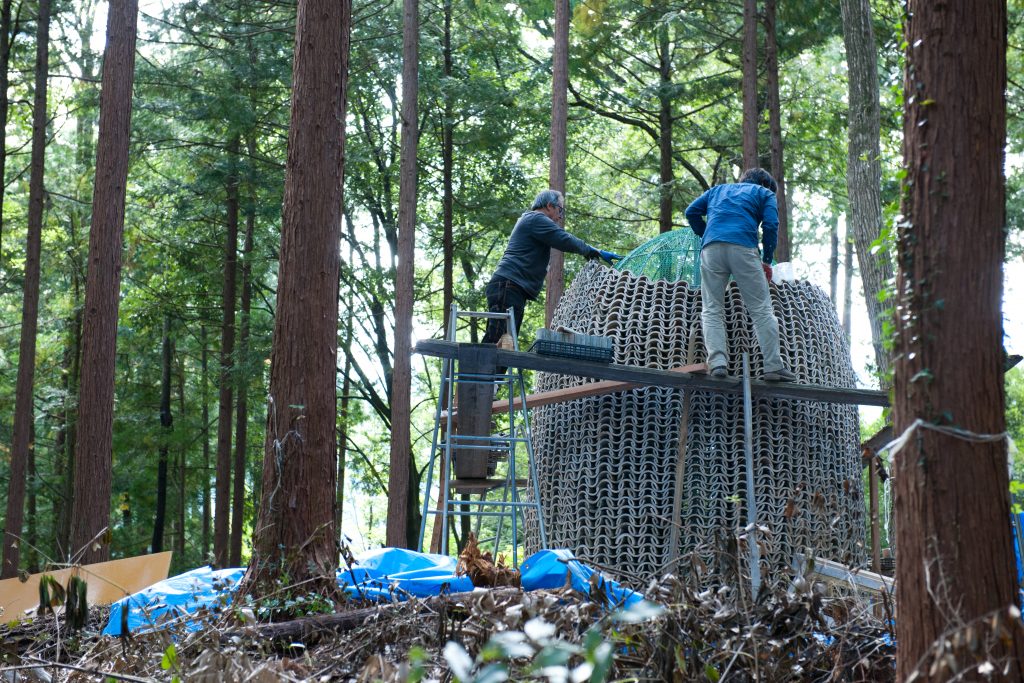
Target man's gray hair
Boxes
[531,189,564,211]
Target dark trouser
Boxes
[482,277,528,345]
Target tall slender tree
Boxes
[544,0,569,325]
[741,0,758,169]
[655,7,674,234]
[243,0,351,591]
[894,0,1024,678]
[200,325,212,559]
[151,315,172,553]
[840,0,893,383]
[70,0,139,565]
[387,0,419,549]
[230,140,257,567]
[0,0,18,259]
[214,138,240,567]
[763,0,789,261]
[2,0,49,579]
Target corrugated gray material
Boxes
[523,262,864,582]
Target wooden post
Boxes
[669,326,699,564]
[869,451,881,573]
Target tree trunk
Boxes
[26,425,37,573]
[842,232,853,339]
[337,308,353,537]
[763,0,788,261]
[69,0,138,566]
[544,0,569,325]
[2,0,49,579]
[55,302,82,561]
[387,0,419,550]
[54,13,96,561]
[152,315,172,553]
[175,348,186,559]
[242,0,350,594]
[829,212,839,306]
[840,0,894,385]
[741,0,758,169]
[0,0,17,260]
[230,154,255,567]
[657,15,673,234]
[214,138,240,567]
[894,2,1024,679]
[201,325,211,560]
[441,0,454,334]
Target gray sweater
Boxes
[491,211,596,299]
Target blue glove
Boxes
[598,250,623,265]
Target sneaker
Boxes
[710,366,728,379]
[762,367,797,382]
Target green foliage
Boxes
[161,643,182,683]
[0,0,1018,581]
[1007,368,1024,487]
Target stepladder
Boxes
[418,304,547,565]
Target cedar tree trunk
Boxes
[764,0,789,261]
[242,0,350,593]
[152,315,172,553]
[214,138,240,567]
[741,0,758,169]
[387,0,419,549]
[894,1,1024,679]
[2,0,49,579]
[545,0,569,325]
[657,15,674,234]
[70,0,138,565]
[840,0,894,384]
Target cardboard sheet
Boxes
[0,551,172,620]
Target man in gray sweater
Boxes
[482,189,619,345]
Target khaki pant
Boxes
[699,242,784,373]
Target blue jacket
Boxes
[685,182,779,263]
[492,211,596,299]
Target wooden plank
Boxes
[453,344,496,479]
[488,362,707,414]
[669,326,700,563]
[416,339,889,407]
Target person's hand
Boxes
[598,250,623,265]
[762,261,773,283]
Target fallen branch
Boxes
[228,587,521,644]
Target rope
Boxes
[879,418,1014,458]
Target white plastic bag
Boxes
[772,261,796,282]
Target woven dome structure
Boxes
[526,260,865,583]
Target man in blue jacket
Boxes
[685,168,797,382]
[483,189,619,345]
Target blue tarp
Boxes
[1014,512,1024,605]
[338,547,474,600]
[104,548,639,636]
[520,548,644,609]
[104,565,245,636]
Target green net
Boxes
[614,230,703,285]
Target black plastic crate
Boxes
[529,339,613,363]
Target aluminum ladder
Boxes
[417,304,547,565]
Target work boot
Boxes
[762,367,797,382]
[710,366,728,379]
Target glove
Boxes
[762,262,773,283]
[598,249,623,265]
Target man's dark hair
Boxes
[739,168,778,194]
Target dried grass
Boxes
[0,545,904,682]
